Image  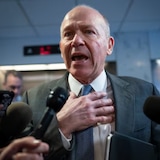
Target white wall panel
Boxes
[115,32,152,82]
[149,31,160,59]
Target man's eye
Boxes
[85,30,95,34]
[64,32,73,37]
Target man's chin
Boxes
[71,69,91,80]
[70,68,86,75]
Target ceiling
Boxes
[0,0,160,39]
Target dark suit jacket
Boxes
[22,71,160,160]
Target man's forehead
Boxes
[66,6,99,19]
[62,10,101,27]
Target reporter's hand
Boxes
[0,136,49,160]
[57,91,115,138]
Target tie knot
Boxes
[81,84,92,96]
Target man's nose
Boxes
[71,34,85,47]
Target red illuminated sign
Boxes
[24,44,60,56]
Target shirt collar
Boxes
[68,70,107,96]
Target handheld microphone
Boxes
[143,96,160,124]
[0,102,32,146]
[31,87,68,139]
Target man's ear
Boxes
[59,42,63,58]
[61,53,63,59]
[106,36,114,55]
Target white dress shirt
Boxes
[60,70,114,160]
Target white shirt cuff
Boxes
[59,128,72,150]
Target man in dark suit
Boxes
[22,4,160,160]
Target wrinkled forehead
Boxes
[67,6,101,19]
[61,6,105,30]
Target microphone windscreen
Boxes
[143,96,160,124]
[31,87,68,139]
[46,87,68,112]
[0,102,32,137]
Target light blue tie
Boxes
[80,84,92,96]
[75,84,94,160]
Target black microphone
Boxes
[143,96,160,124]
[0,102,32,146]
[31,87,68,139]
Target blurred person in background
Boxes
[3,70,23,102]
[0,71,5,90]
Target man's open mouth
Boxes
[71,55,88,61]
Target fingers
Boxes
[84,91,107,101]
[68,91,107,102]
[94,99,114,117]
[95,113,115,125]
[22,142,49,154]
[67,91,77,100]
[57,91,115,134]
[0,137,49,160]
[89,96,114,125]
[12,153,44,160]
[77,93,115,127]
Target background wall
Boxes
[0,0,160,91]
[0,30,160,83]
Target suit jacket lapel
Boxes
[56,71,136,134]
[50,72,69,91]
[107,72,135,134]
